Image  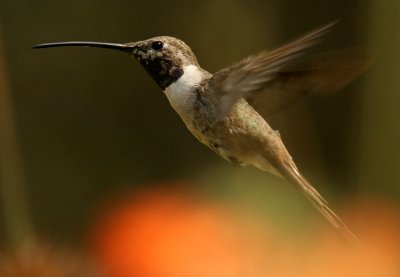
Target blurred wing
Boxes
[209,21,338,121]
[274,159,360,243]
[248,49,371,115]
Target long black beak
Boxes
[32,41,136,52]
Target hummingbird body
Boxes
[163,63,282,175]
[33,22,369,242]
[165,67,279,173]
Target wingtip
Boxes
[322,19,341,31]
[313,19,341,36]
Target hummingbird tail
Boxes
[276,160,360,244]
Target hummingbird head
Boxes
[128,36,200,89]
[33,36,200,90]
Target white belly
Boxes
[163,64,204,117]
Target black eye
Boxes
[151,41,164,50]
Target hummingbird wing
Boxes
[265,145,359,243]
[282,162,359,243]
[209,21,368,120]
[247,49,370,116]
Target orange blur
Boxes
[89,184,400,277]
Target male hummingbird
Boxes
[33,22,368,242]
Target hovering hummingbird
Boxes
[33,22,368,242]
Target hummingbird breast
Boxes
[188,98,283,176]
[163,63,282,176]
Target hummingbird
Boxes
[33,22,368,242]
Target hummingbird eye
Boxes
[151,41,164,51]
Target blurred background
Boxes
[0,0,399,276]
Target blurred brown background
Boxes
[0,0,399,248]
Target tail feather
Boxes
[276,160,359,243]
